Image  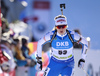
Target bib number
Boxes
[58,50,67,55]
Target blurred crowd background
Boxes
[0,0,100,76]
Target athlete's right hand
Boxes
[37,60,42,71]
[36,56,42,71]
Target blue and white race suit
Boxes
[37,30,88,76]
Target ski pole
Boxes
[82,68,89,76]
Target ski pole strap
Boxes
[50,29,57,46]
[36,56,42,61]
[36,56,41,59]
[66,30,74,45]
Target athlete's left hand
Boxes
[78,59,85,69]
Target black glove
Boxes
[78,59,85,68]
[36,56,42,70]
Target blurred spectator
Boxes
[9,20,33,42]
[13,38,26,61]
[13,37,35,66]
[73,29,82,48]
[12,37,30,76]
[12,36,36,76]
[21,36,36,66]
[1,0,25,23]
[1,18,9,34]
[1,0,9,18]
[21,37,32,59]
[21,36,37,76]
[1,16,36,75]
[0,34,16,74]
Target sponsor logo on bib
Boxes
[56,41,69,46]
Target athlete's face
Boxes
[56,25,67,35]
